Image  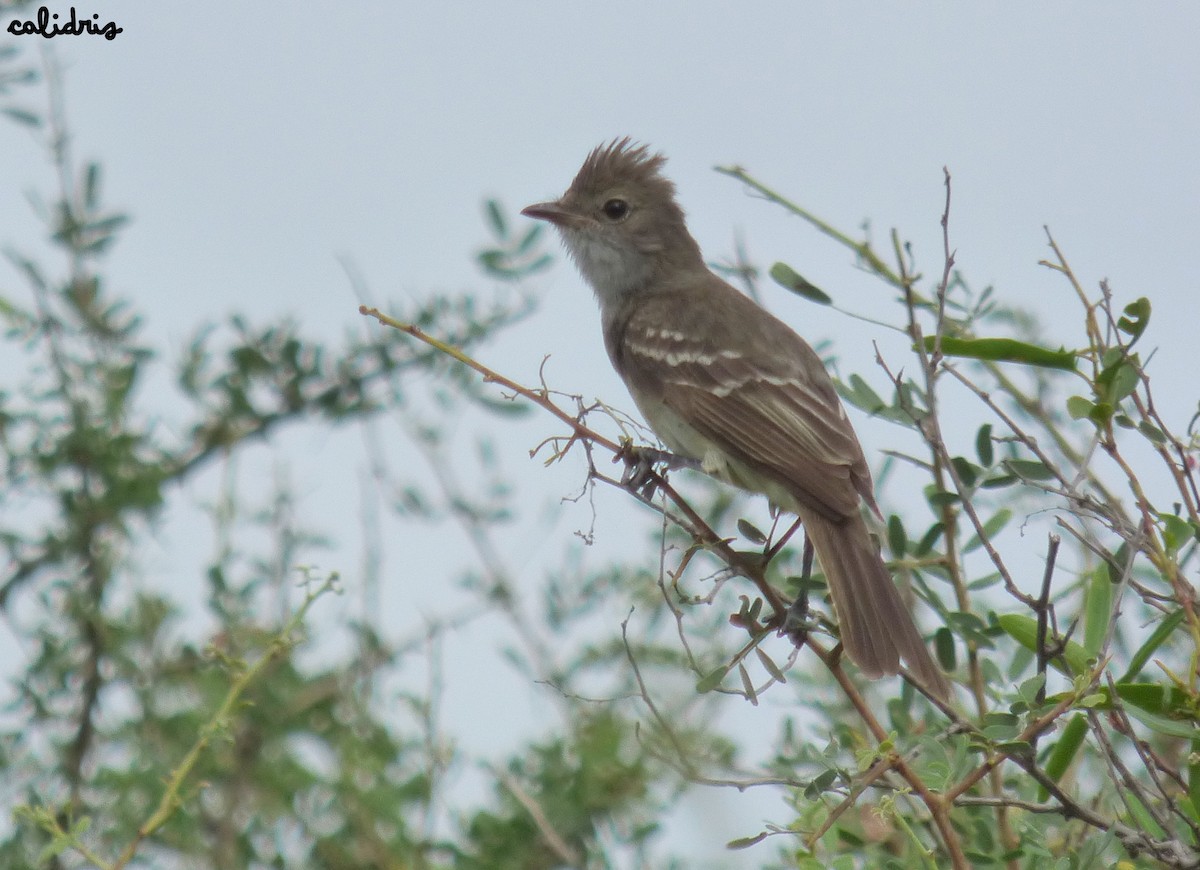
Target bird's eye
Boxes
[602,199,630,221]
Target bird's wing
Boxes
[618,289,874,520]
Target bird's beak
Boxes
[520,200,575,226]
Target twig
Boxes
[360,306,788,617]
[714,165,903,287]
[930,167,956,369]
[1034,535,1062,710]
[489,764,582,866]
[801,636,966,867]
[110,573,339,869]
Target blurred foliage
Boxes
[0,52,675,870]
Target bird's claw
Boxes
[616,442,665,497]
[781,584,812,647]
[781,532,816,647]
[615,442,700,498]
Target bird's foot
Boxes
[615,441,700,499]
[781,584,812,647]
[780,533,816,647]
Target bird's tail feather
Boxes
[800,508,951,701]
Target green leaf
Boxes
[770,262,832,305]
[1096,357,1140,404]
[1003,459,1056,481]
[1125,792,1168,838]
[996,740,1035,758]
[1066,395,1094,420]
[1106,541,1132,584]
[888,379,928,426]
[1083,568,1113,657]
[1137,420,1166,445]
[935,627,956,671]
[951,456,979,488]
[525,253,553,274]
[993,612,1041,657]
[736,518,767,545]
[1114,682,1171,714]
[915,522,944,556]
[756,648,787,683]
[926,488,960,508]
[836,828,865,847]
[1189,739,1200,820]
[1117,297,1150,343]
[804,769,840,801]
[919,336,1077,371]
[696,666,727,693]
[975,423,994,467]
[1,106,41,127]
[514,224,542,254]
[981,711,1021,740]
[1110,362,1140,402]
[84,162,101,209]
[484,199,508,239]
[1111,682,1200,739]
[887,514,907,558]
[1017,673,1046,707]
[996,613,1089,677]
[1159,512,1200,554]
[1121,610,1185,681]
[1038,713,1088,801]
[845,374,885,413]
[980,473,1018,489]
[738,663,758,705]
[728,832,769,850]
[948,611,992,646]
[967,572,1003,591]
[963,508,1012,554]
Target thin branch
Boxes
[360,306,789,617]
[1034,534,1062,710]
[489,764,583,867]
[109,574,340,869]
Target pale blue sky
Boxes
[2,3,1198,862]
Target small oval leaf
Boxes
[770,262,832,305]
[975,423,994,467]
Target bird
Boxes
[521,138,950,700]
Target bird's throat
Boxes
[561,229,652,309]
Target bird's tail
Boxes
[799,507,951,701]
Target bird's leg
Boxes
[782,532,816,647]
[615,440,702,499]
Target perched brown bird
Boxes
[522,139,950,700]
